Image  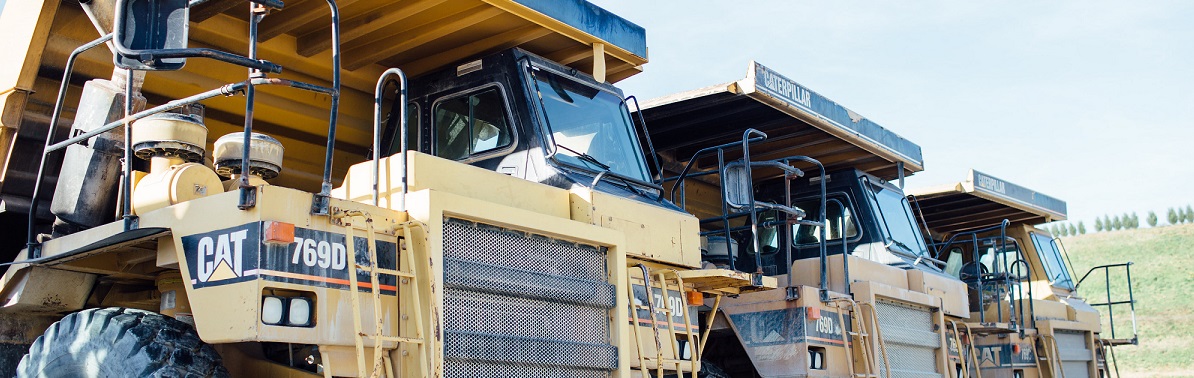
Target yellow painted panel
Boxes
[907,269,969,317]
[572,188,701,268]
[381,151,573,219]
[791,254,909,294]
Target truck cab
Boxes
[382,48,664,205]
[738,168,937,275]
[910,170,1138,378]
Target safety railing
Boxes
[664,128,768,273]
[931,220,1034,332]
[24,0,346,258]
[663,129,826,281]
[1076,262,1139,346]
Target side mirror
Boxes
[723,162,752,209]
[114,0,190,71]
[111,0,283,73]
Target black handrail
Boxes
[25,0,346,255]
[934,219,1023,326]
[1008,258,1034,334]
[780,156,827,301]
[1076,262,1138,343]
[665,133,767,205]
[624,95,662,185]
[663,129,766,272]
[310,0,343,215]
[373,68,408,209]
[25,33,113,256]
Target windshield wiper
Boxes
[1050,273,1073,287]
[556,143,650,196]
[886,238,915,255]
[555,144,610,170]
[887,238,942,270]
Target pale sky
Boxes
[594,0,1194,227]
[4,0,1189,226]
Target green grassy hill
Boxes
[1064,223,1194,376]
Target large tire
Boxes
[16,307,229,378]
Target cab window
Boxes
[791,196,860,245]
[433,88,513,160]
[1030,232,1074,289]
[383,102,419,156]
[942,237,1027,281]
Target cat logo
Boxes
[183,224,261,288]
[195,230,249,283]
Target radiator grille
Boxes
[874,300,943,378]
[442,218,616,377]
[1056,330,1092,378]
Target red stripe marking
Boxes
[258,269,398,292]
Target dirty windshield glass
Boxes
[867,183,930,259]
[531,67,651,182]
[1030,232,1074,289]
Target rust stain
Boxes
[40,294,64,309]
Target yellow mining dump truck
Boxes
[636,62,973,378]
[910,170,1138,378]
[0,0,769,376]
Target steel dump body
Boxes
[638,61,923,183]
[0,0,648,214]
[911,169,1067,237]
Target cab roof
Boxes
[909,170,1067,235]
[636,62,923,182]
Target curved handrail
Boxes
[372,68,408,209]
[1076,262,1133,289]
[312,0,343,214]
[1009,258,1035,332]
[25,33,113,252]
[666,129,767,204]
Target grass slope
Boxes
[1064,223,1194,376]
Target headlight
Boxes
[262,296,285,325]
[261,295,315,327]
[288,297,313,327]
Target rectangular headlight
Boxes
[287,297,312,327]
[262,296,285,325]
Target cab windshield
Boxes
[1030,232,1074,289]
[867,182,931,260]
[530,67,651,182]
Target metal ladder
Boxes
[1097,339,1121,378]
[1038,334,1067,378]
[947,320,983,378]
[831,298,891,378]
[335,210,429,378]
[628,264,700,378]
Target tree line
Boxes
[1048,205,1194,237]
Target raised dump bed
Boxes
[637,61,923,183]
[909,169,1067,236]
[0,0,647,209]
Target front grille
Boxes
[442,218,616,378]
[1056,330,1092,378]
[874,300,943,378]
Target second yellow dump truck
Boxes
[911,170,1138,378]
